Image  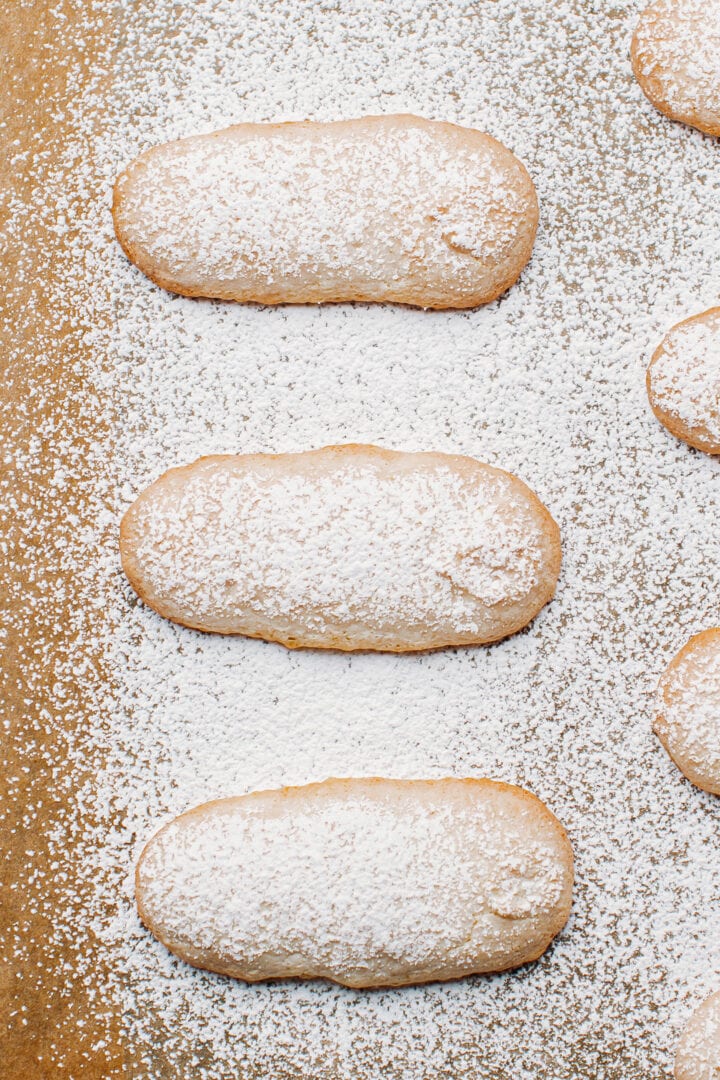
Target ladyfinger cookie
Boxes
[646,308,720,454]
[632,1,720,137]
[675,990,720,1080]
[655,629,720,795]
[112,115,538,309]
[136,777,574,988]
[119,444,561,651]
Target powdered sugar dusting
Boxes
[114,116,536,308]
[137,779,571,986]
[648,310,720,450]
[5,0,720,1076]
[122,449,557,647]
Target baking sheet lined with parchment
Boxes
[2,2,720,1077]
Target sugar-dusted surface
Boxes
[120,447,560,649]
[136,779,573,986]
[632,0,720,135]
[113,116,538,308]
[655,630,720,794]
[4,0,720,1078]
[647,309,720,453]
[675,989,720,1080]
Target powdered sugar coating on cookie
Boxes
[136,778,574,988]
[120,445,561,651]
[632,0,720,136]
[655,629,720,795]
[113,115,538,309]
[647,308,720,454]
[675,989,720,1080]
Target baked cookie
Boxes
[631,1,720,137]
[647,308,720,454]
[113,114,539,309]
[654,629,720,794]
[120,444,562,651]
[675,990,720,1080]
[136,777,574,988]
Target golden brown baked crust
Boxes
[112,114,538,309]
[646,308,720,454]
[119,444,562,651]
[135,777,574,988]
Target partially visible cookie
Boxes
[655,629,720,794]
[646,308,720,454]
[136,777,574,988]
[675,990,720,1080]
[631,1,720,137]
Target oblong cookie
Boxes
[631,1,720,137]
[654,629,720,794]
[676,990,720,1080]
[112,114,539,309]
[646,308,720,454]
[120,444,562,651]
[136,777,574,988]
